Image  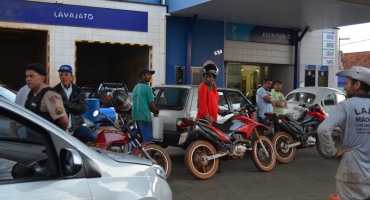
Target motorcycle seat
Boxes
[212,119,245,137]
[279,115,304,126]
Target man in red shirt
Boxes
[196,61,226,124]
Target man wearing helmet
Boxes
[196,61,226,124]
[131,68,159,144]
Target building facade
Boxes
[0,0,167,90]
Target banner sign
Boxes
[319,65,329,71]
[322,30,336,66]
[225,22,295,45]
[0,0,148,32]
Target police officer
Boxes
[25,63,68,132]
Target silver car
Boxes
[0,97,172,200]
[152,85,252,149]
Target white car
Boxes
[0,97,172,200]
[284,87,346,119]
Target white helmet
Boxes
[202,60,219,78]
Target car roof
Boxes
[0,97,96,157]
[152,84,242,92]
[286,87,345,96]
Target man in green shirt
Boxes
[131,68,159,144]
[271,80,287,132]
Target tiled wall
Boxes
[224,41,294,65]
[1,0,166,86]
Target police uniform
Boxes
[26,84,67,123]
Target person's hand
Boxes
[218,110,227,117]
[205,115,214,124]
[334,148,351,163]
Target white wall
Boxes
[300,29,339,88]
[0,0,166,86]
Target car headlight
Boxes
[152,164,166,180]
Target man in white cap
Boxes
[318,66,370,200]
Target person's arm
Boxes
[43,91,69,132]
[56,115,69,132]
[197,85,213,123]
[260,89,275,106]
[63,88,89,114]
[147,86,159,117]
[317,104,346,158]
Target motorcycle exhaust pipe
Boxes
[193,125,220,145]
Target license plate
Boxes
[178,132,189,145]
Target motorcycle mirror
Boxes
[92,110,100,117]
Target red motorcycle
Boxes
[180,104,276,180]
[92,111,172,178]
[264,103,340,164]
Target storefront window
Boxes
[226,62,272,104]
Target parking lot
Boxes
[165,146,338,200]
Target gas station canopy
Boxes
[169,0,370,30]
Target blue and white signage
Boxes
[0,0,148,32]
[226,22,294,45]
[323,30,336,66]
[305,65,316,70]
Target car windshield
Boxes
[154,88,189,110]
[286,92,315,103]
[0,87,16,103]
[89,83,128,98]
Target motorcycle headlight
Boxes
[152,164,166,180]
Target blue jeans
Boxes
[131,121,153,151]
[258,116,274,138]
[73,125,97,142]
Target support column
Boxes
[185,15,197,85]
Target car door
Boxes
[153,87,190,132]
[320,93,338,115]
[0,105,92,199]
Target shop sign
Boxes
[322,30,336,66]
[0,0,148,32]
[305,65,316,70]
[225,22,294,45]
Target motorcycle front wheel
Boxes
[133,144,172,179]
[185,140,219,180]
[251,136,276,172]
[272,131,296,164]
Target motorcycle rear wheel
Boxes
[133,144,172,179]
[272,131,296,164]
[251,136,276,172]
[185,140,219,180]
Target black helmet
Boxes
[202,60,218,78]
[111,89,132,112]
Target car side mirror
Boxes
[60,148,83,177]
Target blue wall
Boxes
[166,17,187,84]
[191,19,224,86]
[166,17,224,86]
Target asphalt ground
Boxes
[165,146,338,200]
